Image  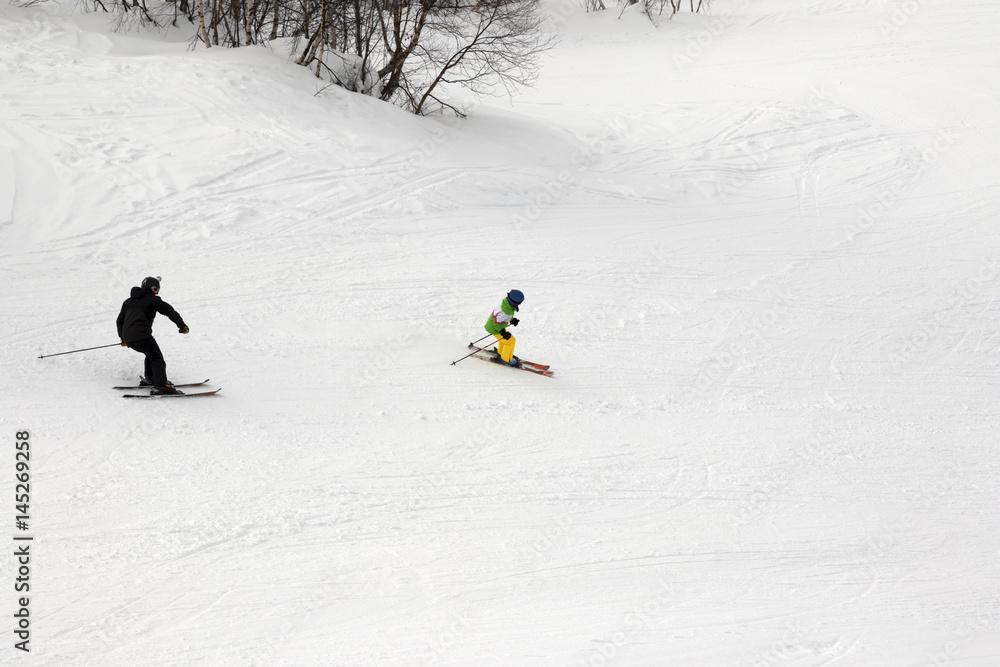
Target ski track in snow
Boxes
[2,0,1000,665]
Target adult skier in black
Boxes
[117,276,189,395]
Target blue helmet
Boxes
[507,289,524,305]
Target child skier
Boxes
[484,289,524,365]
[116,276,189,395]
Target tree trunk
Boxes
[244,0,254,44]
[196,0,212,46]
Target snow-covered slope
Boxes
[2,0,999,664]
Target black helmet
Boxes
[141,276,161,294]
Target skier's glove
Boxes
[510,318,519,326]
[500,330,511,340]
[179,325,190,334]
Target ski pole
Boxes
[38,342,123,359]
[450,334,495,366]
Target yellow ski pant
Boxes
[493,333,516,363]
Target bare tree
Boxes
[406,0,552,115]
[294,0,553,114]
[588,0,711,22]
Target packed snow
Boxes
[1,0,999,664]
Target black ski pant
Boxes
[126,336,168,387]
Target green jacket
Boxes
[484,297,517,335]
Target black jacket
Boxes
[116,286,187,343]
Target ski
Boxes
[122,389,222,399]
[113,379,210,390]
[467,344,550,370]
[480,354,554,377]
[467,345,553,377]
